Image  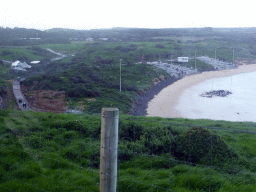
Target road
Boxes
[45,48,67,61]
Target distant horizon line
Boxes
[1,26,256,31]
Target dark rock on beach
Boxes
[200,90,232,98]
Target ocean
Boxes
[175,71,256,122]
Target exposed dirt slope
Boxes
[21,85,68,113]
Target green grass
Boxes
[18,38,256,114]
[38,40,247,65]
[2,30,256,191]
[0,63,12,82]
[23,63,170,114]
[40,41,88,54]
[0,48,45,62]
[0,109,255,191]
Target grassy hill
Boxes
[22,62,171,114]
[1,27,256,191]
[0,46,57,82]
[19,36,256,114]
[2,27,256,115]
[0,109,255,191]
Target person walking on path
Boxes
[22,103,27,109]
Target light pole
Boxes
[120,59,122,92]
[195,50,197,70]
[233,49,234,65]
[170,51,172,64]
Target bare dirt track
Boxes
[21,85,68,113]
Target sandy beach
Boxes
[146,64,256,118]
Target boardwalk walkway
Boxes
[12,80,30,111]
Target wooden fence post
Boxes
[100,108,119,192]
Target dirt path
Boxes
[46,48,67,61]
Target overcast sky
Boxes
[1,0,255,30]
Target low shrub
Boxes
[12,162,41,179]
[155,44,166,49]
[118,125,180,162]
[174,127,238,166]
[67,87,99,98]
[0,85,7,96]
[119,121,144,142]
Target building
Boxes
[177,57,189,62]
[11,60,32,72]
[99,38,108,41]
[11,60,22,68]
[85,38,93,41]
[12,60,32,69]
[12,66,27,71]
[30,61,40,65]
[29,38,41,40]
[19,62,32,69]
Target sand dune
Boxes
[147,64,256,118]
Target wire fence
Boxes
[0,108,256,191]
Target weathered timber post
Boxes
[100,108,119,192]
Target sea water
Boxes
[175,71,256,122]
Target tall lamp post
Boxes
[120,59,122,92]
[195,50,197,70]
[233,49,235,65]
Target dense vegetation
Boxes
[1,27,256,113]
[27,37,256,113]
[2,26,256,47]
[0,109,255,191]
[1,27,256,191]
[22,63,170,114]
[0,80,7,97]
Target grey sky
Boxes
[0,0,255,30]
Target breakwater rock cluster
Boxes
[200,90,232,98]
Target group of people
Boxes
[18,99,27,109]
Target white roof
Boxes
[30,61,40,64]
[20,62,32,68]
[12,66,27,71]
[12,60,32,68]
[12,60,22,67]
